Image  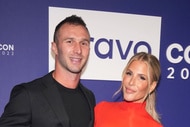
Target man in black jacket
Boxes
[0,15,96,127]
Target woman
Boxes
[94,52,163,127]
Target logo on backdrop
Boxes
[0,42,14,56]
[166,43,190,80]
[48,7,162,81]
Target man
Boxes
[0,15,96,127]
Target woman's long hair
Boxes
[114,52,161,123]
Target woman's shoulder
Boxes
[95,101,118,115]
[97,101,118,105]
[95,101,121,109]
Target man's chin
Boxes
[70,69,82,74]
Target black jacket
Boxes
[0,72,96,127]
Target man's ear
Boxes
[149,81,157,94]
[51,42,58,55]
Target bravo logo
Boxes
[91,37,151,59]
[48,7,161,81]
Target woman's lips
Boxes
[125,87,136,94]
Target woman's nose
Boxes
[129,77,135,86]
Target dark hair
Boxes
[53,15,89,42]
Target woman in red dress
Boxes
[94,52,163,127]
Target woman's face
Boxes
[122,60,153,103]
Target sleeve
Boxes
[0,84,31,127]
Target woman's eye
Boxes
[140,76,146,80]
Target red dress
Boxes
[94,101,163,127]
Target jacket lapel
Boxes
[79,84,95,127]
[41,73,70,127]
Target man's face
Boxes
[52,23,90,74]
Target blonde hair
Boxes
[114,52,161,123]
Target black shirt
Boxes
[55,81,91,127]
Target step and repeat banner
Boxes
[0,1,190,127]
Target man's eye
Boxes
[81,41,89,46]
[66,40,72,43]
[126,72,132,76]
